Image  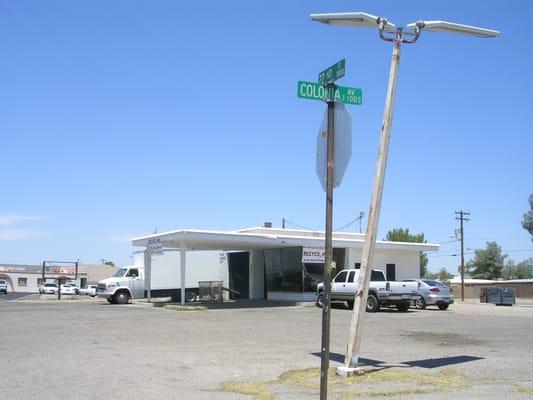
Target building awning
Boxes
[132,227,439,253]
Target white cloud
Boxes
[0,213,46,226]
[0,229,52,241]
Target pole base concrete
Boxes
[336,366,365,377]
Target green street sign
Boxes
[297,81,362,105]
[318,59,345,84]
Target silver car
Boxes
[403,279,454,310]
[0,279,7,294]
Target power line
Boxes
[283,218,316,231]
[334,211,365,232]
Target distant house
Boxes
[450,276,533,299]
[0,264,114,293]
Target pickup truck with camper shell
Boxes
[316,269,419,312]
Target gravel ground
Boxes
[0,297,532,399]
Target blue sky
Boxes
[1,0,532,272]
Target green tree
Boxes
[466,241,507,280]
[425,267,454,283]
[385,228,428,277]
[104,261,115,267]
[522,193,533,241]
[504,258,533,280]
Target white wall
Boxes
[134,250,228,289]
[345,248,420,279]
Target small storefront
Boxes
[132,226,439,303]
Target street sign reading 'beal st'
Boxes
[318,59,345,84]
[297,81,362,105]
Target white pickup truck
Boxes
[316,269,419,312]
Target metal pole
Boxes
[319,91,335,400]
[460,212,465,301]
[180,239,186,306]
[144,249,152,302]
[339,36,402,374]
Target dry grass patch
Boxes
[162,304,207,311]
[218,366,469,399]
[220,381,274,400]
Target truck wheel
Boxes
[316,292,324,308]
[107,298,115,304]
[115,291,130,305]
[414,297,426,310]
[396,302,410,312]
[185,291,196,302]
[437,303,449,310]
[366,294,380,313]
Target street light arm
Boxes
[310,12,396,32]
[407,20,500,38]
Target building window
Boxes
[18,277,28,286]
[37,278,44,285]
[355,263,361,269]
[386,264,396,281]
[264,247,304,292]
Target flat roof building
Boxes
[132,227,439,302]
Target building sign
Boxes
[0,266,27,273]
[302,247,326,264]
[44,266,76,275]
[148,238,164,255]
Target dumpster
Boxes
[500,287,516,305]
[486,287,501,304]
[481,286,515,306]
[198,281,223,302]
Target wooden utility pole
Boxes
[455,211,470,301]
[338,30,402,377]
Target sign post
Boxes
[319,86,335,400]
[297,59,362,400]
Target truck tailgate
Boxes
[386,281,419,295]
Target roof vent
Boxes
[262,221,273,228]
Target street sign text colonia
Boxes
[297,81,362,105]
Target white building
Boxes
[132,226,439,302]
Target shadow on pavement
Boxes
[402,355,484,368]
[311,352,386,366]
[151,299,315,310]
[312,351,484,369]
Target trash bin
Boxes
[483,286,515,306]
[500,287,516,306]
[486,287,501,304]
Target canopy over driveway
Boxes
[131,227,438,252]
[131,227,439,305]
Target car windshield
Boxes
[113,268,128,277]
[45,283,56,287]
[422,280,446,287]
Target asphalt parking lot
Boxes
[1,296,532,400]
